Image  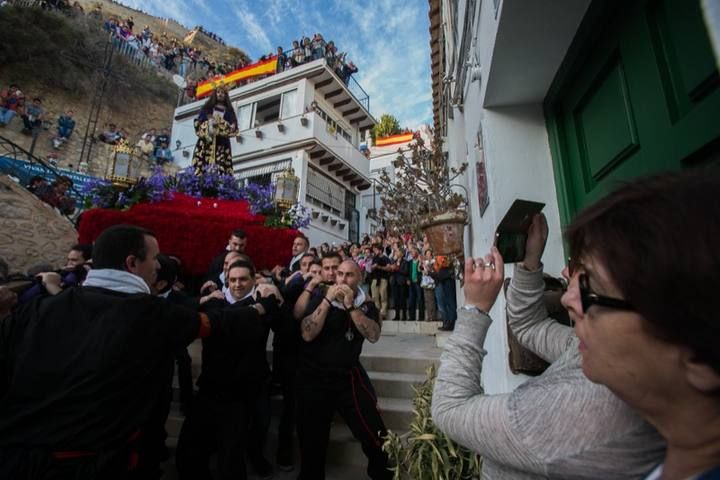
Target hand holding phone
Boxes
[522,213,548,270]
[494,199,545,264]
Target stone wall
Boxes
[0,174,78,275]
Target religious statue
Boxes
[191,84,238,175]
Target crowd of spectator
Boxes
[101,13,252,105]
[2,169,719,480]
[0,80,172,166]
[301,230,457,330]
[274,34,359,85]
[0,83,76,150]
[194,25,225,45]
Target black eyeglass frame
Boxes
[579,273,634,313]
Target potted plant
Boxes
[376,133,468,255]
[382,365,482,479]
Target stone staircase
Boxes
[160,327,443,480]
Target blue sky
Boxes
[119,0,433,129]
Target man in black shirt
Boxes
[296,259,392,480]
[0,225,278,480]
[177,260,281,480]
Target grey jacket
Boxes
[431,265,664,479]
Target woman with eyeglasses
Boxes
[562,169,720,480]
[431,173,711,478]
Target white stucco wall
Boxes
[439,0,587,394]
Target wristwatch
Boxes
[460,305,490,317]
[346,305,358,313]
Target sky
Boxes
[118,0,433,129]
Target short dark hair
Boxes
[231,229,246,239]
[155,254,178,293]
[28,175,45,186]
[309,258,322,268]
[295,234,309,247]
[71,243,93,261]
[227,259,256,278]
[566,167,720,374]
[321,251,342,264]
[93,224,155,271]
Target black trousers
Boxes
[407,282,425,321]
[273,348,297,465]
[295,366,392,480]
[175,348,193,412]
[175,380,270,480]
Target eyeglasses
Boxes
[579,273,634,313]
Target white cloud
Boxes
[231,3,273,53]
[116,0,433,128]
[329,0,432,128]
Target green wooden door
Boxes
[545,0,720,221]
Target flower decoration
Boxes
[79,165,309,231]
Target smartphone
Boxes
[494,199,545,263]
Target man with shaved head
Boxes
[295,259,391,480]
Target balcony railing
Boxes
[177,55,370,112]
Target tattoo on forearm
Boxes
[302,316,317,332]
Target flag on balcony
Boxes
[196,56,279,98]
[375,132,415,147]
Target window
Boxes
[280,89,299,119]
[255,95,281,125]
[237,103,254,131]
[306,166,346,214]
[236,159,291,186]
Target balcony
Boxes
[229,111,371,190]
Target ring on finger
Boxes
[484,262,495,270]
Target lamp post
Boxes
[107,139,138,189]
[273,166,299,211]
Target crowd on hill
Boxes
[102,15,228,81]
[0,81,176,166]
[194,25,225,45]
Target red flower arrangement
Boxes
[78,193,298,276]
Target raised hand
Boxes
[463,247,505,313]
[522,213,548,271]
[256,283,284,306]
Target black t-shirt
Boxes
[299,293,379,375]
[370,255,390,280]
[198,295,277,394]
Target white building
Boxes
[172,59,376,246]
[431,0,720,393]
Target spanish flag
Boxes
[195,56,279,98]
[375,132,415,147]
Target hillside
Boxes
[0,3,248,179]
[76,0,249,66]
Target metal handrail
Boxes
[0,134,86,219]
